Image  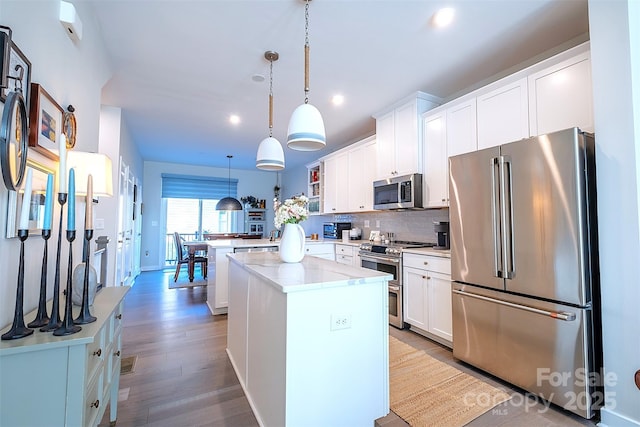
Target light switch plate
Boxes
[94,218,105,230]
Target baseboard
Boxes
[598,408,640,427]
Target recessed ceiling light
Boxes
[432,7,455,28]
[332,94,344,106]
[252,73,265,82]
[229,114,240,125]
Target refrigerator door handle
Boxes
[491,157,503,278]
[452,289,577,321]
[499,156,515,279]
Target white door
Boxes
[115,159,136,286]
[133,179,142,277]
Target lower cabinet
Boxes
[335,243,359,266]
[403,253,452,347]
[207,246,233,315]
[0,287,130,427]
[305,242,335,260]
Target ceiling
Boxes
[88,0,589,171]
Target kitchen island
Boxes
[226,252,392,427]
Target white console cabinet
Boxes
[0,287,130,427]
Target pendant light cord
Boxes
[304,0,310,104]
[269,58,274,137]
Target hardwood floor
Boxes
[101,269,598,427]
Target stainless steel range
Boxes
[359,240,435,329]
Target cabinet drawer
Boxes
[86,327,105,383]
[305,244,334,256]
[403,253,451,274]
[335,244,354,256]
[336,254,353,265]
[84,367,104,427]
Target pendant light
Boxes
[215,155,243,211]
[256,51,285,170]
[287,0,326,151]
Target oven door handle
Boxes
[359,252,400,263]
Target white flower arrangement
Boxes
[274,194,309,229]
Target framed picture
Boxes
[28,83,63,161]
[0,28,32,111]
[6,160,56,238]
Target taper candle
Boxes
[67,168,75,230]
[85,174,93,229]
[43,173,54,230]
[58,135,67,193]
[18,168,33,230]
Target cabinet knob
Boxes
[114,350,121,357]
[427,276,431,280]
[423,261,428,265]
[93,348,102,357]
[441,198,446,202]
[91,399,100,409]
[116,314,122,320]
[422,275,426,279]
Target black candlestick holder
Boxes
[27,229,52,328]
[2,230,34,340]
[53,230,81,336]
[74,229,96,324]
[41,193,66,332]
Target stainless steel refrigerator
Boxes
[449,127,601,419]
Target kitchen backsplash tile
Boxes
[302,208,449,244]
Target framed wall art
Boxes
[28,83,63,161]
[0,26,32,110]
[6,160,55,238]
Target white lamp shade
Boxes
[256,136,285,170]
[66,151,113,197]
[287,103,326,151]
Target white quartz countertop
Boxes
[227,252,392,293]
[402,247,451,257]
[207,238,335,249]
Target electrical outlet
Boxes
[376,220,381,228]
[364,220,370,227]
[330,314,352,331]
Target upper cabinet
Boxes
[374,92,441,180]
[477,78,529,150]
[422,111,448,208]
[321,136,376,214]
[446,98,477,157]
[528,51,593,136]
[306,161,322,215]
[348,136,376,212]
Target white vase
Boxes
[279,223,306,263]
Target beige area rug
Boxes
[120,355,137,375]
[389,336,511,426]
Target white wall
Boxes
[98,106,143,286]
[589,1,640,425]
[0,1,112,328]
[140,161,280,270]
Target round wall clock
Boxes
[0,89,28,191]
[63,104,77,149]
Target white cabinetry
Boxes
[322,136,376,214]
[446,98,477,157]
[207,246,233,314]
[306,162,322,215]
[528,51,593,136]
[374,92,441,179]
[348,136,376,212]
[305,242,335,260]
[335,243,359,266]
[0,287,130,427]
[322,152,348,214]
[403,253,452,346]
[422,110,448,208]
[477,78,529,149]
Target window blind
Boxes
[161,174,238,200]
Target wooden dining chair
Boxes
[173,232,207,282]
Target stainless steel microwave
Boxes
[373,173,423,210]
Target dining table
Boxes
[183,241,209,282]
